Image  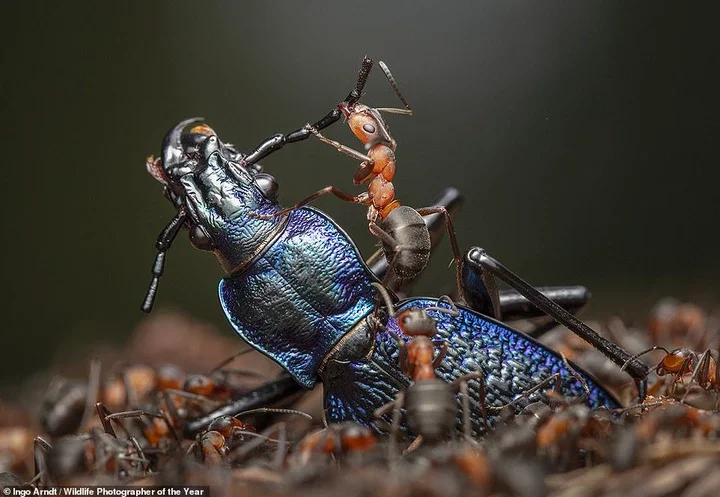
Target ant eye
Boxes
[363,123,376,134]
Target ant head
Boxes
[183,374,216,397]
[337,422,376,451]
[343,104,393,150]
[396,308,438,337]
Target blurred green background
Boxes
[1,3,716,387]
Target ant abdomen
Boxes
[405,379,458,443]
[380,206,431,278]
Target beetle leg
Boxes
[241,57,374,167]
[464,247,650,401]
[461,248,502,319]
[499,286,592,321]
[184,374,303,437]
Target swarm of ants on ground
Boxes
[1,299,719,497]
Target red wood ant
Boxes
[251,56,464,297]
[370,283,486,451]
[292,422,376,466]
[622,346,719,406]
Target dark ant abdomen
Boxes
[380,206,431,278]
[405,379,457,443]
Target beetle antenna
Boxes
[141,208,187,313]
[371,282,397,317]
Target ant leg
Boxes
[96,402,118,437]
[451,372,489,434]
[373,395,403,459]
[681,350,713,403]
[560,353,591,403]
[370,188,464,295]
[251,186,365,220]
[388,332,410,376]
[404,436,423,454]
[272,422,287,470]
[432,341,448,369]
[714,348,720,410]
[158,390,183,441]
[464,247,650,401]
[226,422,287,465]
[184,374,303,437]
[162,389,221,408]
[208,348,255,373]
[367,223,405,286]
[415,206,464,302]
[459,381,472,439]
[33,436,52,487]
[488,373,562,415]
[102,406,167,440]
[389,391,405,461]
[308,126,375,164]
[79,359,101,430]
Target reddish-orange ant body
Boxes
[293,422,376,466]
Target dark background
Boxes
[1,3,716,387]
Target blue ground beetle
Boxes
[140,58,648,437]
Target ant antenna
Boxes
[233,407,313,421]
[425,295,460,316]
[620,346,670,372]
[560,353,591,401]
[371,282,397,317]
[208,348,255,374]
[141,208,187,313]
[377,61,413,115]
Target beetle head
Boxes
[141,119,283,312]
